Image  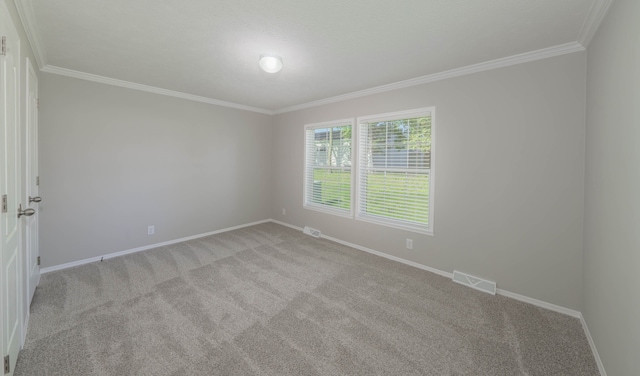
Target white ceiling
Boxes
[16,0,609,113]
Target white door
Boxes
[1,4,22,375]
[25,58,39,308]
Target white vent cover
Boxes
[303,226,322,238]
[452,270,496,295]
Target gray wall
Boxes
[583,1,640,375]
[39,73,273,267]
[272,52,586,310]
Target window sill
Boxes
[355,214,433,236]
[303,204,353,219]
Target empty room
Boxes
[1,0,638,375]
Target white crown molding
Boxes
[13,0,47,69]
[40,42,583,117]
[273,42,585,115]
[577,0,614,47]
[41,65,274,115]
[14,0,597,116]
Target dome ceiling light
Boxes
[259,54,283,73]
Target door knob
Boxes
[18,204,35,218]
[29,196,42,203]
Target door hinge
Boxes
[1,36,6,56]
[1,195,7,213]
[37,98,40,110]
[4,355,9,374]
[37,256,41,266]
[36,176,40,186]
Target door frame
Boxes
[1,2,24,374]
[22,56,39,342]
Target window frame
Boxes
[303,119,355,218]
[355,107,435,235]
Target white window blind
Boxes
[304,120,353,216]
[357,108,434,234]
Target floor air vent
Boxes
[303,226,322,238]
[452,270,496,295]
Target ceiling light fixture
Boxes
[259,54,283,73]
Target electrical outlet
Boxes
[282,208,286,215]
[148,225,155,235]
[406,238,413,250]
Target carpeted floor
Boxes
[15,222,599,375]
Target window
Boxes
[304,120,354,217]
[302,108,434,235]
[357,108,434,234]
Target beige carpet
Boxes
[15,222,599,375]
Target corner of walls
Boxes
[581,0,640,375]
[580,314,608,376]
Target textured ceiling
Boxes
[21,0,598,112]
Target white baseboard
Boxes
[271,221,588,317]
[42,217,586,319]
[273,220,447,273]
[272,219,607,373]
[38,217,606,375]
[580,314,607,376]
[321,232,454,279]
[270,219,302,231]
[40,219,271,274]
[21,312,29,348]
[495,288,581,318]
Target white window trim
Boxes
[301,108,435,236]
[355,107,435,235]
[303,118,355,218]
